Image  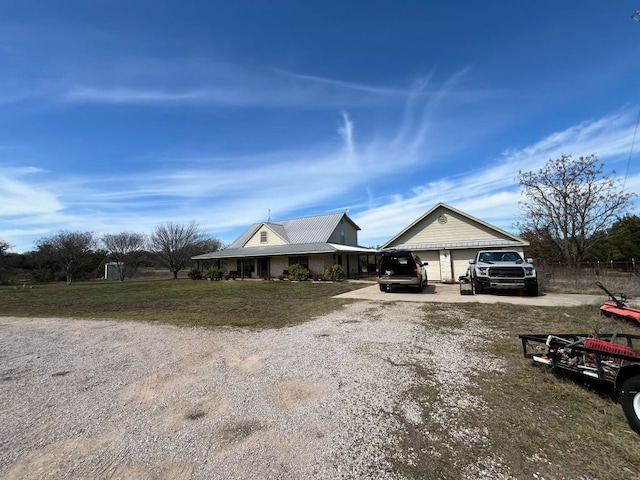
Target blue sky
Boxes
[2,1,639,253]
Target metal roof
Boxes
[227,212,359,249]
[193,242,376,260]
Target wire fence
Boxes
[536,260,640,295]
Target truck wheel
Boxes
[379,284,387,292]
[620,376,640,434]
[473,280,484,294]
[527,283,539,296]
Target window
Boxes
[260,231,267,243]
[288,256,309,270]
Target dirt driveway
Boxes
[1,300,514,480]
[0,286,616,479]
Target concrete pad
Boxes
[336,282,608,307]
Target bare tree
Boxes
[518,154,635,267]
[101,232,147,281]
[36,231,96,284]
[149,221,211,279]
[0,239,10,256]
[0,239,11,280]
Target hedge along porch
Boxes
[193,212,377,279]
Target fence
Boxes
[536,260,640,295]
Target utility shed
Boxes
[381,203,529,283]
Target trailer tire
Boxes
[620,376,640,434]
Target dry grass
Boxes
[0,278,363,328]
[392,302,640,480]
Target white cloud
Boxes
[355,109,640,247]
[0,168,62,216]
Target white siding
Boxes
[394,209,513,246]
[245,225,288,247]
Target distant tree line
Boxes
[0,222,222,285]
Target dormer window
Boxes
[260,231,268,243]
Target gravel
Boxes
[0,301,506,479]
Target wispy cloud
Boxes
[0,167,62,216]
[354,109,640,246]
[276,70,408,96]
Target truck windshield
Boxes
[479,252,523,263]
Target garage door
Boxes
[415,250,441,282]
[451,249,477,281]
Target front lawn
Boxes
[0,279,364,328]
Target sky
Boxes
[1,1,640,253]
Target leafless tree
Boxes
[0,239,11,258]
[36,231,96,284]
[149,221,215,279]
[518,154,635,267]
[101,232,147,281]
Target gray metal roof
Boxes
[193,242,376,260]
[227,212,358,249]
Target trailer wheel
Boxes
[620,376,640,434]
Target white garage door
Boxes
[414,250,440,282]
[451,249,478,280]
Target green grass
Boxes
[0,278,363,328]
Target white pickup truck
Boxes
[463,249,538,296]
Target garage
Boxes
[381,203,529,283]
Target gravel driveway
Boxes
[0,301,507,479]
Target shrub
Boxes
[324,264,345,281]
[287,263,310,281]
[187,268,202,280]
[204,267,223,280]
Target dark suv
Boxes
[376,249,428,292]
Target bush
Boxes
[204,267,223,280]
[324,264,345,281]
[287,263,310,281]
[187,268,202,280]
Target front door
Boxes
[258,258,270,279]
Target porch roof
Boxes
[193,243,377,260]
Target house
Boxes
[193,212,378,279]
[381,203,530,283]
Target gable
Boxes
[243,223,288,247]
[383,203,527,249]
[327,217,359,245]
